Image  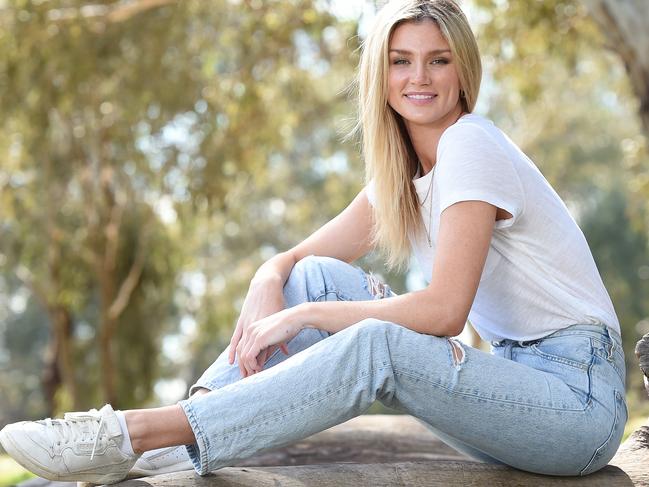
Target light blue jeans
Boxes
[178,256,627,476]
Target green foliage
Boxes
[0,454,34,487]
[0,0,364,417]
[581,184,649,392]
[473,0,600,102]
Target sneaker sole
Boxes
[128,460,194,477]
[0,427,130,484]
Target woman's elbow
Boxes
[445,318,467,337]
[417,289,469,337]
[419,311,466,337]
[439,304,469,337]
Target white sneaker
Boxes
[0,404,139,484]
[129,445,193,477]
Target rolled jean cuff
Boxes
[188,380,213,397]
[178,398,211,475]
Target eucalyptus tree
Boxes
[0,0,361,414]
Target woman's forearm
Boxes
[300,289,464,337]
[251,251,297,287]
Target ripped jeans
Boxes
[178,256,626,476]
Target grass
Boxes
[0,455,34,487]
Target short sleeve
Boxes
[436,123,525,230]
[365,179,376,207]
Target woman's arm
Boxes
[306,199,496,336]
[229,188,376,371]
[237,199,497,374]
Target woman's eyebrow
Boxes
[388,48,451,55]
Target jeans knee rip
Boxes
[447,338,466,370]
[366,272,390,299]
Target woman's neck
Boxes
[406,106,466,176]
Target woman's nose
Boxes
[410,62,430,85]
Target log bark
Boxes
[634,333,649,394]
[113,461,631,487]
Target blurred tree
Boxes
[580,183,649,380]
[582,1,649,135]
[0,0,365,417]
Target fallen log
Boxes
[114,460,631,487]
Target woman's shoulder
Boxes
[441,113,499,143]
[438,114,508,163]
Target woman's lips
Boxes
[404,93,437,105]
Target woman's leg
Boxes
[172,320,624,476]
[1,320,623,480]
[131,256,392,469]
[188,255,390,394]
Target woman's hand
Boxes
[236,305,307,378]
[228,276,286,367]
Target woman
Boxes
[0,0,626,482]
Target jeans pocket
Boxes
[580,390,627,476]
[530,335,593,370]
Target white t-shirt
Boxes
[366,113,620,342]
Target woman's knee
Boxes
[288,255,345,280]
[343,318,397,347]
[283,255,348,304]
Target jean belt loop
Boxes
[602,325,615,362]
[608,336,615,362]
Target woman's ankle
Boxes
[124,406,196,454]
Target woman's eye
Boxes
[431,58,449,65]
[392,58,408,65]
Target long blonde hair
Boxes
[356,0,481,270]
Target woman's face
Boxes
[387,20,463,131]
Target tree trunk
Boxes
[53,306,78,410]
[41,320,61,416]
[583,0,649,136]
[99,314,118,406]
[94,164,146,408]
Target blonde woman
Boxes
[0,0,625,482]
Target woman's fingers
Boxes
[243,331,262,375]
[229,322,244,365]
[238,328,258,377]
[256,347,271,371]
[237,331,253,377]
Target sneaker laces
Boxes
[41,409,108,461]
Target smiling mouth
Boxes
[405,94,436,100]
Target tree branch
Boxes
[107,234,146,320]
[43,0,179,25]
